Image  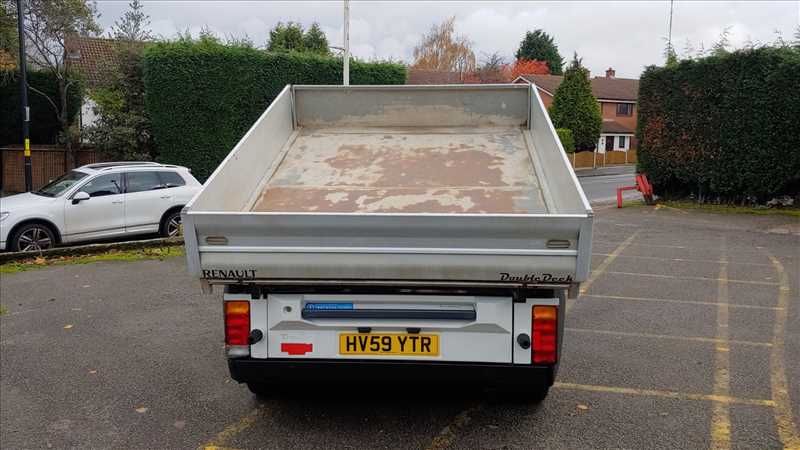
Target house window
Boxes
[616,103,633,116]
[618,136,627,150]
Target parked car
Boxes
[0,162,202,252]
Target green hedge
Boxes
[556,128,575,153]
[143,41,406,180]
[637,47,800,201]
[0,70,81,146]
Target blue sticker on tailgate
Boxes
[304,302,354,310]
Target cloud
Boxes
[96,1,799,78]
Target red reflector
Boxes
[281,343,313,355]
[532,305,558,364]
[224,301,250,346]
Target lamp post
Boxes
[16,0,32,192]
[343,0,349,86]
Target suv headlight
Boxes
[0,212,8,222]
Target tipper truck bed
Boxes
[183,84,593,400]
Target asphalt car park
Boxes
[1,205,798,449]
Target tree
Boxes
[110,0,151,41]
[1,4,17,79]
[12,0,100,167]
[510,58,549,79]
[663,40,678,67]
[267,21,330,55]
[711,27,731,56]
[302,22,330,55]
[411,16,475,76]
[467,52,507,83]
[85,43,151,160]
[86,0,152,160]
[548,54,601,151]
[515,29,563,75]
[267,21,304,52]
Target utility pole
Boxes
[343,0,350,86]
[667,0,674,53]
[16,0,32,192]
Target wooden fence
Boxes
[570,149,637,169]
[1,146,101,193]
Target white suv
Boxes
[0,162,202,252]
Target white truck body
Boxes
[183,84,592,398]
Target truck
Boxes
[182,84,593,401]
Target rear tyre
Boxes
[247,382,271,399]
[160,210,182,237]
[10,223,56,252]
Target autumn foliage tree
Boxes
[412,16,475,77]
[510,59,550,79]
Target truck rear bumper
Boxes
[228,358,556,386]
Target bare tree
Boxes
[110,0,151,42]
[411,16,475,77]
[12,0,100,167]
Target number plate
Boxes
[339,333,439,356]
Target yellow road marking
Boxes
[764,252,800,449]
[604,271,779,286]
[711,239,731,450]
[593,239,684,249]
[199,407,263,450]
[553,382,775,407]
[566,328,772,348]
[577,231,640,299]
[425,403,483,450]
[584,294,782,311]
[592,253,774,267]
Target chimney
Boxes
[605,67,615,78]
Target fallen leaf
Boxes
[63,324,73,329]
[135,406,148,414]
[577,404,589,411]
[34,257,47,265]
[82,285,91,288]
[173,420,186,429]
[88,370,97,374]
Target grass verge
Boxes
[658,200,800,217]
[0,246,184,274]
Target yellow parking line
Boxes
[553,382,775,407]
[605,271,779,286]
[577,231,641,300]
[566,328,772,348]
[584,294,782,311]
[593,239,686,249]
[710,239,730,450]
[764,252,800,449]
[425,403,483,450]
[199,407,263,450]
[592,253,774,267]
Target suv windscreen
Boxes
[81,173,123,197]
[34,171,89,197]
[126,171,164,193]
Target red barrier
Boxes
[617,173,654,208]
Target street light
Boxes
[343,0,349,86]
[16,0,32,192]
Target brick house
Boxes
[64,35,144,134]
[514,68,639,152]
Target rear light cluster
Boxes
[225,301,250,357]
[532,305,558,364]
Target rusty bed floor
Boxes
[250,127,547,214]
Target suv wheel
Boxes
[160,210,182,237]
[11,223,56,252]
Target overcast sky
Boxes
[95,1,800,78]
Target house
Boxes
[514,68,639,152]
[64,35,144,133]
